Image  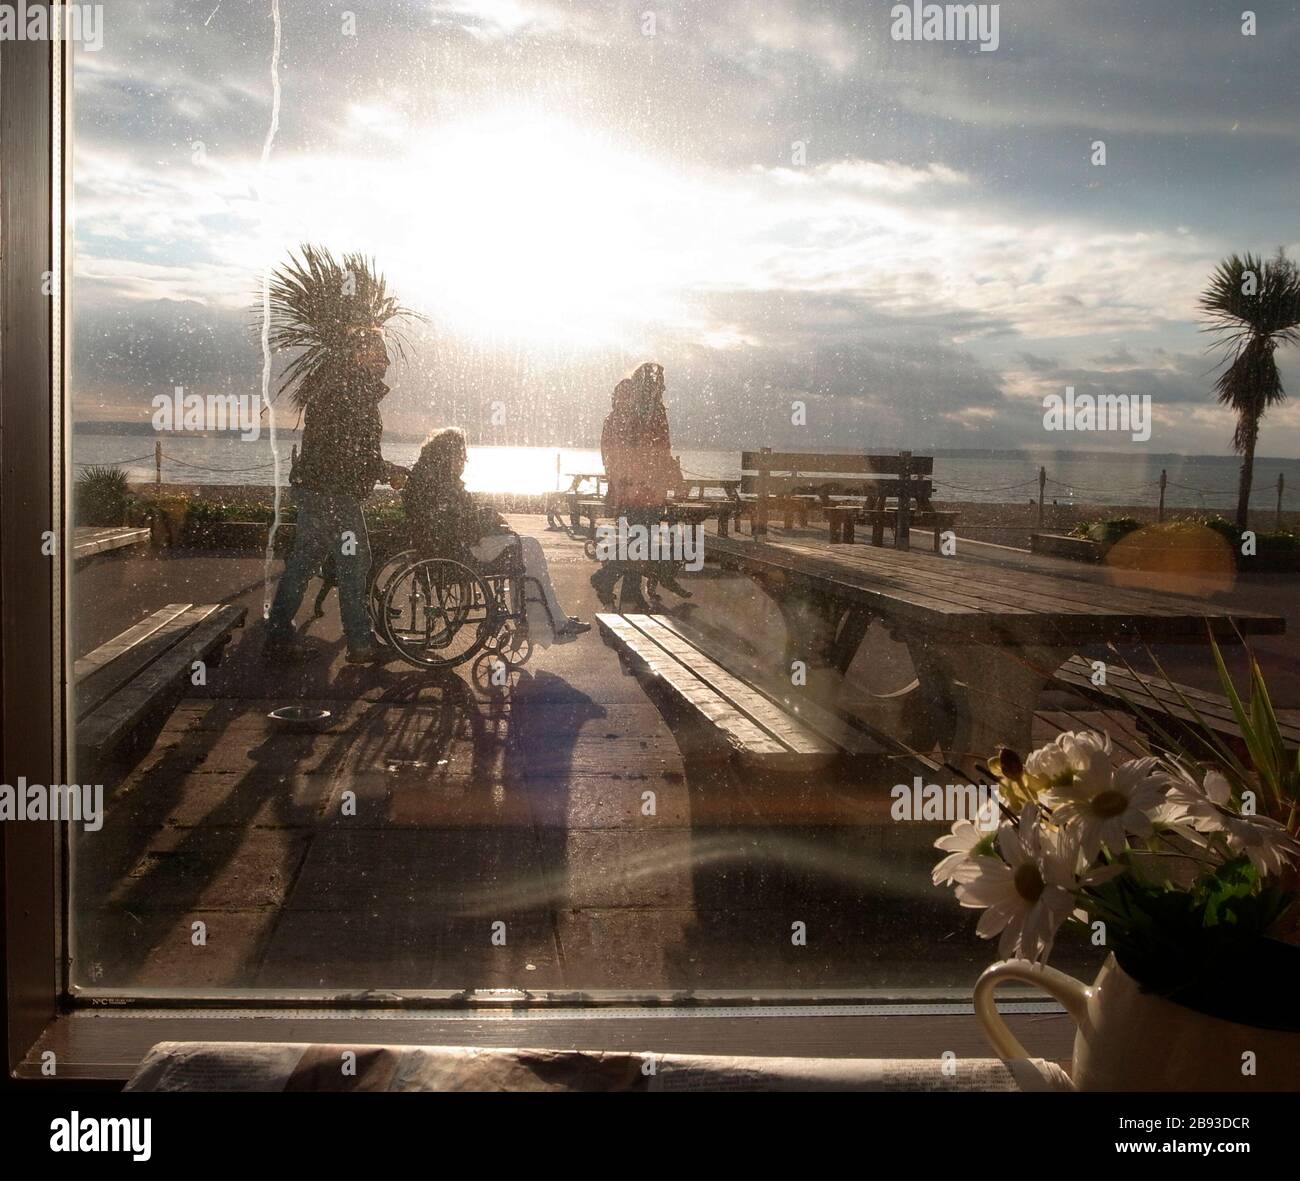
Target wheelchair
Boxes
[368,535,556,672]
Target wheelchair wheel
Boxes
[368,548,417,640]
[485,617,532,668]
[380,557,496,669]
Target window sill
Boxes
[20,1005,1073,1081]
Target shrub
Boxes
[1070,514,1300,563]
[75,465,130,526]
[366,501,408,531]
[1071,516,1141,545]
[184,499,292,525]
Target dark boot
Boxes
[589,566,619,608]
[618,573,649,613]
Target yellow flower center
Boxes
[1090,790,1128,818]
[1013,862,1044,902]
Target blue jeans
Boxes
[267,489,372,649]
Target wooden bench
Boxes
[673,478,744,537]
[73,525,151,564]
[75,602,247,776]
[1054,654,1300,753]
[597,611,882,770]
[739,449,958,552]
[575,497,610,539]
[575,477,740,540]
[546,473,606,534]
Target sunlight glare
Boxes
[407,113,681,348]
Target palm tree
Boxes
[1199,249,1300,527]
[262,244,421,409]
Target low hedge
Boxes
[133,494,411,549]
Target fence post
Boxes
[1037,465,1046,530]
[1158,468,1167,523]
[1278,472,1285,533]
[155,440,162,487]
[895,450,912,551]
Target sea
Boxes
[71,426,1300,512]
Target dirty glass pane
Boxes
[68,2,1299,1001]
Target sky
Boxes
[72,0,1300,456]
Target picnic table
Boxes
[672,478,743,536]
[705,532,1285,773]
[545,472,607,533]
[554,472,744,538]
[677,477,741,499]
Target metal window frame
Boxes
[1,19,69,1080]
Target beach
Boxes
[74,429,1300,514]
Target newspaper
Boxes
[126,1041,1074,1092]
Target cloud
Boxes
[66,0,1300,458]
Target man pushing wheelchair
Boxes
[260,245,587,669]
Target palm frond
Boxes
[256,244,423,408]
[1200,249,1300,351]
[1213,335,1285,450]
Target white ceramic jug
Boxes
[975,954,1300,1091]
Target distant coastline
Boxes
[67,420,1296,466]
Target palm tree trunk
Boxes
[1236,415,1259,529]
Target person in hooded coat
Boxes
[592,363,683,609]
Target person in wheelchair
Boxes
[402,427,590,645]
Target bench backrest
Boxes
[739,450,934,502]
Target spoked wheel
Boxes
[368,548,417,642]
[380,557,496,669]
[485,617,533,669]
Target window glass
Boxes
[69,2,1299,998]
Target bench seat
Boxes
[856,507,960,551]
[1053,654,1300,752]
[575,498,610,537]
[73,525,151,563]
[597,612,883,770]
[578,498,741,539]
[76,602,247,775]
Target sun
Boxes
[402,112,680,348]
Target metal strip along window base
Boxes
[83,1002,1063,1021]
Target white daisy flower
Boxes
[1043,755,1169,860]
[1024,730,1113,795]
[954,807,1081,962]
[932,818,990,886]
[1226,814,1300,878]
[1159,766,1300,878]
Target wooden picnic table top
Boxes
[705,532,1286,645]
